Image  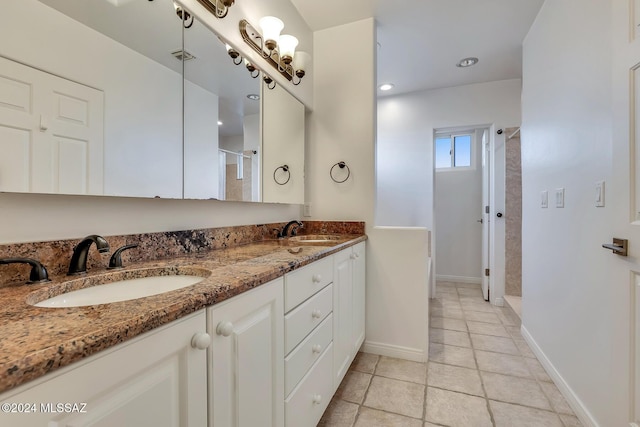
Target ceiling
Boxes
[290,0,545,96]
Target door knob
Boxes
[216,321,234,337]
[477,218,483,224]
[602,238,628,256]
[191,332,211,350]
[496,212,503,218]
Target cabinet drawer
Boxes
[285,284,332,355]
[285,343,333,427]
[285,313,333,397]
[285,255,334,312]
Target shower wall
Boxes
[505,127,522,296]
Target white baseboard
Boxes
[361,340,426,363]
[520,325,599,427]
[436,275,482,284]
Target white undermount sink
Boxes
[31,268,209,308]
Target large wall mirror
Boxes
[0,0,305,204]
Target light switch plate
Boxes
[303,203,312,217]
[541,190,548,208]
[555,188,565,208]
[595,181,605,207]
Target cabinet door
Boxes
[208,278,284,427]
[352,242,366,354]
[333,248,354,389]
[0,311,208,427]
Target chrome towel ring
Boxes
[330,161,350,183]
[273,165,291,185]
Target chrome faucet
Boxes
[281,220,303,238]
[0,258,50,283]
[68,235,110,275]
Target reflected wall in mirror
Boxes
[183,16,261,202]
[1,0,183,198]
[262,83,305,204]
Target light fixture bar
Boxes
[239,19,294,81]
[195,0,234,19]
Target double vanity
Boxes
[0,221,366,427]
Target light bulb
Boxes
[259,16,284,51]
[278,35,298,64]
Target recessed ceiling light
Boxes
[217,121,223,126]
[456,57,479,68]
[247,94,260,101]
[379,83,394,91]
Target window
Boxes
[435,133,473,169]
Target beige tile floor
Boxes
[318,281,582,427]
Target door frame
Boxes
[431,123,504,304]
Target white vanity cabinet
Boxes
[283,256,334,427]
[208,278,285,427]
[0,310,208,427]
[333,241,366,391]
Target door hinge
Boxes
[485,268,490,277]
[485,205,490,214]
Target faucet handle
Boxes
[108,244,138,269]
[0,258,50,284]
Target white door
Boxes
[481,129,491,300]
[208,278,284,427]
[0,56,104,195]
[612,1,640,425]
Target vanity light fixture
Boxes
[195,0,235,19]
[456,57,479,68]
[225,44,242,65]
[263,74,276,90]
[239,18,309,85]
[244,59,260,78]
[173,2,194,28]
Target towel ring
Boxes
[273,165,290,185]
[330,161,350,183]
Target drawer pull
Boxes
[312,309,323,319]
[216,321,234,337]
[312,394,323,405]
[312,274,322,283]
[350,253,357,259]
[312,344,322,353]
[191,332,211,350]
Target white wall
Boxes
[3,0,184,199]
[521,0,618,425]
[377,79,522,228]
[435,130,483,282]
[307,18,431,361]
[184,80,219,200]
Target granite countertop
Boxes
[0,234,366,394]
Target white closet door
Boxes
[0,56,104,195]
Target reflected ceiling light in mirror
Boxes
[195,0,235,19]
[247,94,260,101]
[217,121,223,126]
[239,19,308,86]
[173,2,194,28]
[456,57,479,68]
[379,83,394,91]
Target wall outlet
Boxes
[595,181,605,207]
[541,190,548,208]
[555,188,565,208]
[303,203,312,217]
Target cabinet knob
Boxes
[312,394,323,405]
[312,274,322,283]
[216,321,234,337]
[350,253,357,260]
[311,309,323,319]
[312,344,322,353]
[191,332,211,350]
